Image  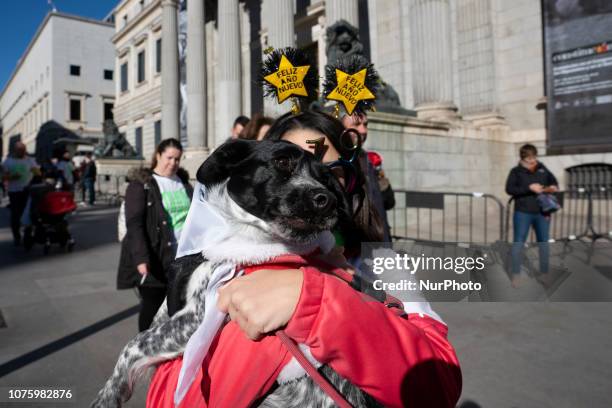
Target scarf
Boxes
[168,255,329,407]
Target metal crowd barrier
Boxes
[590,187,612,240]
[388,190,505,244]
[90,178,612,243]
[506,189,612,243]
[389,188,612,245]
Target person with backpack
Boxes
[117,138,193,331]
[505,144,559,287]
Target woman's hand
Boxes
[137,263,148,276]
[529,183,544,194]
[543,185,559,193]
[217,269,304,340]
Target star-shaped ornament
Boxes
[263,55,310,103]
[326,68,375,115]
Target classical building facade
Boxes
[112,0,165,160]
[0,12,115,155]
[111,0,612,193]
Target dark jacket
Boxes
[117,167,193,289]
[505,162,558,214]
[83,160,97,180]
[364,155,394,242]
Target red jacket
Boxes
[146,255,462,407]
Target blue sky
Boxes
[0,0,117,92]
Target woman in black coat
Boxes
[505,144,558,287]
[117,138,193,331]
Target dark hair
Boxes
[519,144,538,159]
[264,110,385,245]
[150,138,183,170]
[265,110,353,158]
[233,115,250,128]
[238,114,274,140]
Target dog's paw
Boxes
[90,389,122,408]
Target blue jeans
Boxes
[83,178,95,205]
[511,211,550,275]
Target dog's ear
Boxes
[196,139,256,187]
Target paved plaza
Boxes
[0,203,611,407]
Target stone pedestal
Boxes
[95,158,146,198]
[466,112,509,129]
[181,147,210,180]
[415,102,459,122]
[96,158,146,177]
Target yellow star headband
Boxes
[262,47,319,113]
[264,55,310,103]
[324,56,379,116]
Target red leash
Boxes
[276,331,353,408]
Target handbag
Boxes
[537,193,561,214]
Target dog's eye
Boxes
[273,157,294,172]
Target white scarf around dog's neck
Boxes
[176,181,336,262]
[174,181,334,405]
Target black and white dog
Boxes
[91,140,381,407]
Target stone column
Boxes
[182,0,209,175]
[217,0,242,147]
[267,0,294,48]
[456,0,506,127]
[264,0,295,117]
[186,0,207,149]
[410,0,458,120]
[161,0,181,139]
[326,0,359,27]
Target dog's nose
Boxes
[314,193,329,208]
[309,189,335,212]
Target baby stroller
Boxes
[23,181,77,254]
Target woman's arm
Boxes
[284,268,461,408]
[505,168,531,197]
[218,267,462,408]
[125,182,150,268]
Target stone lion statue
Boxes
[325,20,411,114]
[326,19,364,65]
[97,119,138,158]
